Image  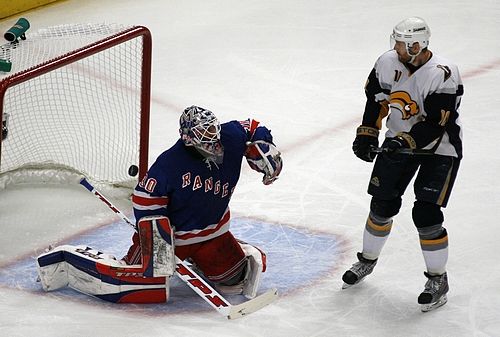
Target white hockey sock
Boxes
[362,213,393,260]
[420,227,448,275]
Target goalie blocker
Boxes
[36,216,175,303]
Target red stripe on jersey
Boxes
[239,118,260,136]
[132,194,169,207]
[175,210,231,240]
[249,119,260,134]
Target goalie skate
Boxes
[342,252,377,289]
[418,272,449,312]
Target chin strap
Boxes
[404,39,427,64]
[407,49,421,64]
[406,46,431,66]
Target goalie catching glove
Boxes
[245,140,283,185]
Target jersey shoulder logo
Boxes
[389,91,419,120]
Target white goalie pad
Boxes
[239,242,266,299]
[36,244,170,303]
[36,245,123,292]
[142,215,176,277]
[37,246,69,292]
[36,216,175,303]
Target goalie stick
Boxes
[79,177,278,319]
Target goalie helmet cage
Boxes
[0,23,152,190]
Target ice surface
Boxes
[1,1,500,336]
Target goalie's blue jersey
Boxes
[132,119,273,246]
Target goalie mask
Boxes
[179,106,224,163]
[390,17,431,63]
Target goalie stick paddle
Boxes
[79,177,278,319]
[371,147,434,155]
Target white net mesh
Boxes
[0,23,148,190]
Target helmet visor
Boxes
[390,33,396,49]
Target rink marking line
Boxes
[1,54,496,316]
[280,57,500,154]
[461,58,500,79]
[0,216,130,270]
[0,217,344,316]
[1,56,494,265]
[130,57,500,157]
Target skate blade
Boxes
[342,282,354,289]
[341,277,366,290]
[421,294,448,312]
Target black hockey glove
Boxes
[352,126,379,162]
[384,132,416,162]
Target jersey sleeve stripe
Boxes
[133,204,166,211]
[132,193,169,208]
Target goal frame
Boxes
[0,25,152,182]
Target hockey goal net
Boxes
[0,23,151,190]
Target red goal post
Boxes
[0,23,152,190]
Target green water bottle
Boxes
[4,18,30,42]
[0,59,12,72]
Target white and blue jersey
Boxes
[132,119,273,246]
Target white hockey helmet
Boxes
[391,17,431,53]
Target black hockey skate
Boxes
[341,252,377,289]
[418,271,449,312]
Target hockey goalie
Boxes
[36,105,282,304]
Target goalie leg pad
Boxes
[37,245,124,291]
[37,244,170,303]
[240,242,267,299]
[138,216,176,277]
[213,241,267,298]
[37,246,71,291]
[122,232,141,265]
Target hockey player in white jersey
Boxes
[342,17,463,312]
